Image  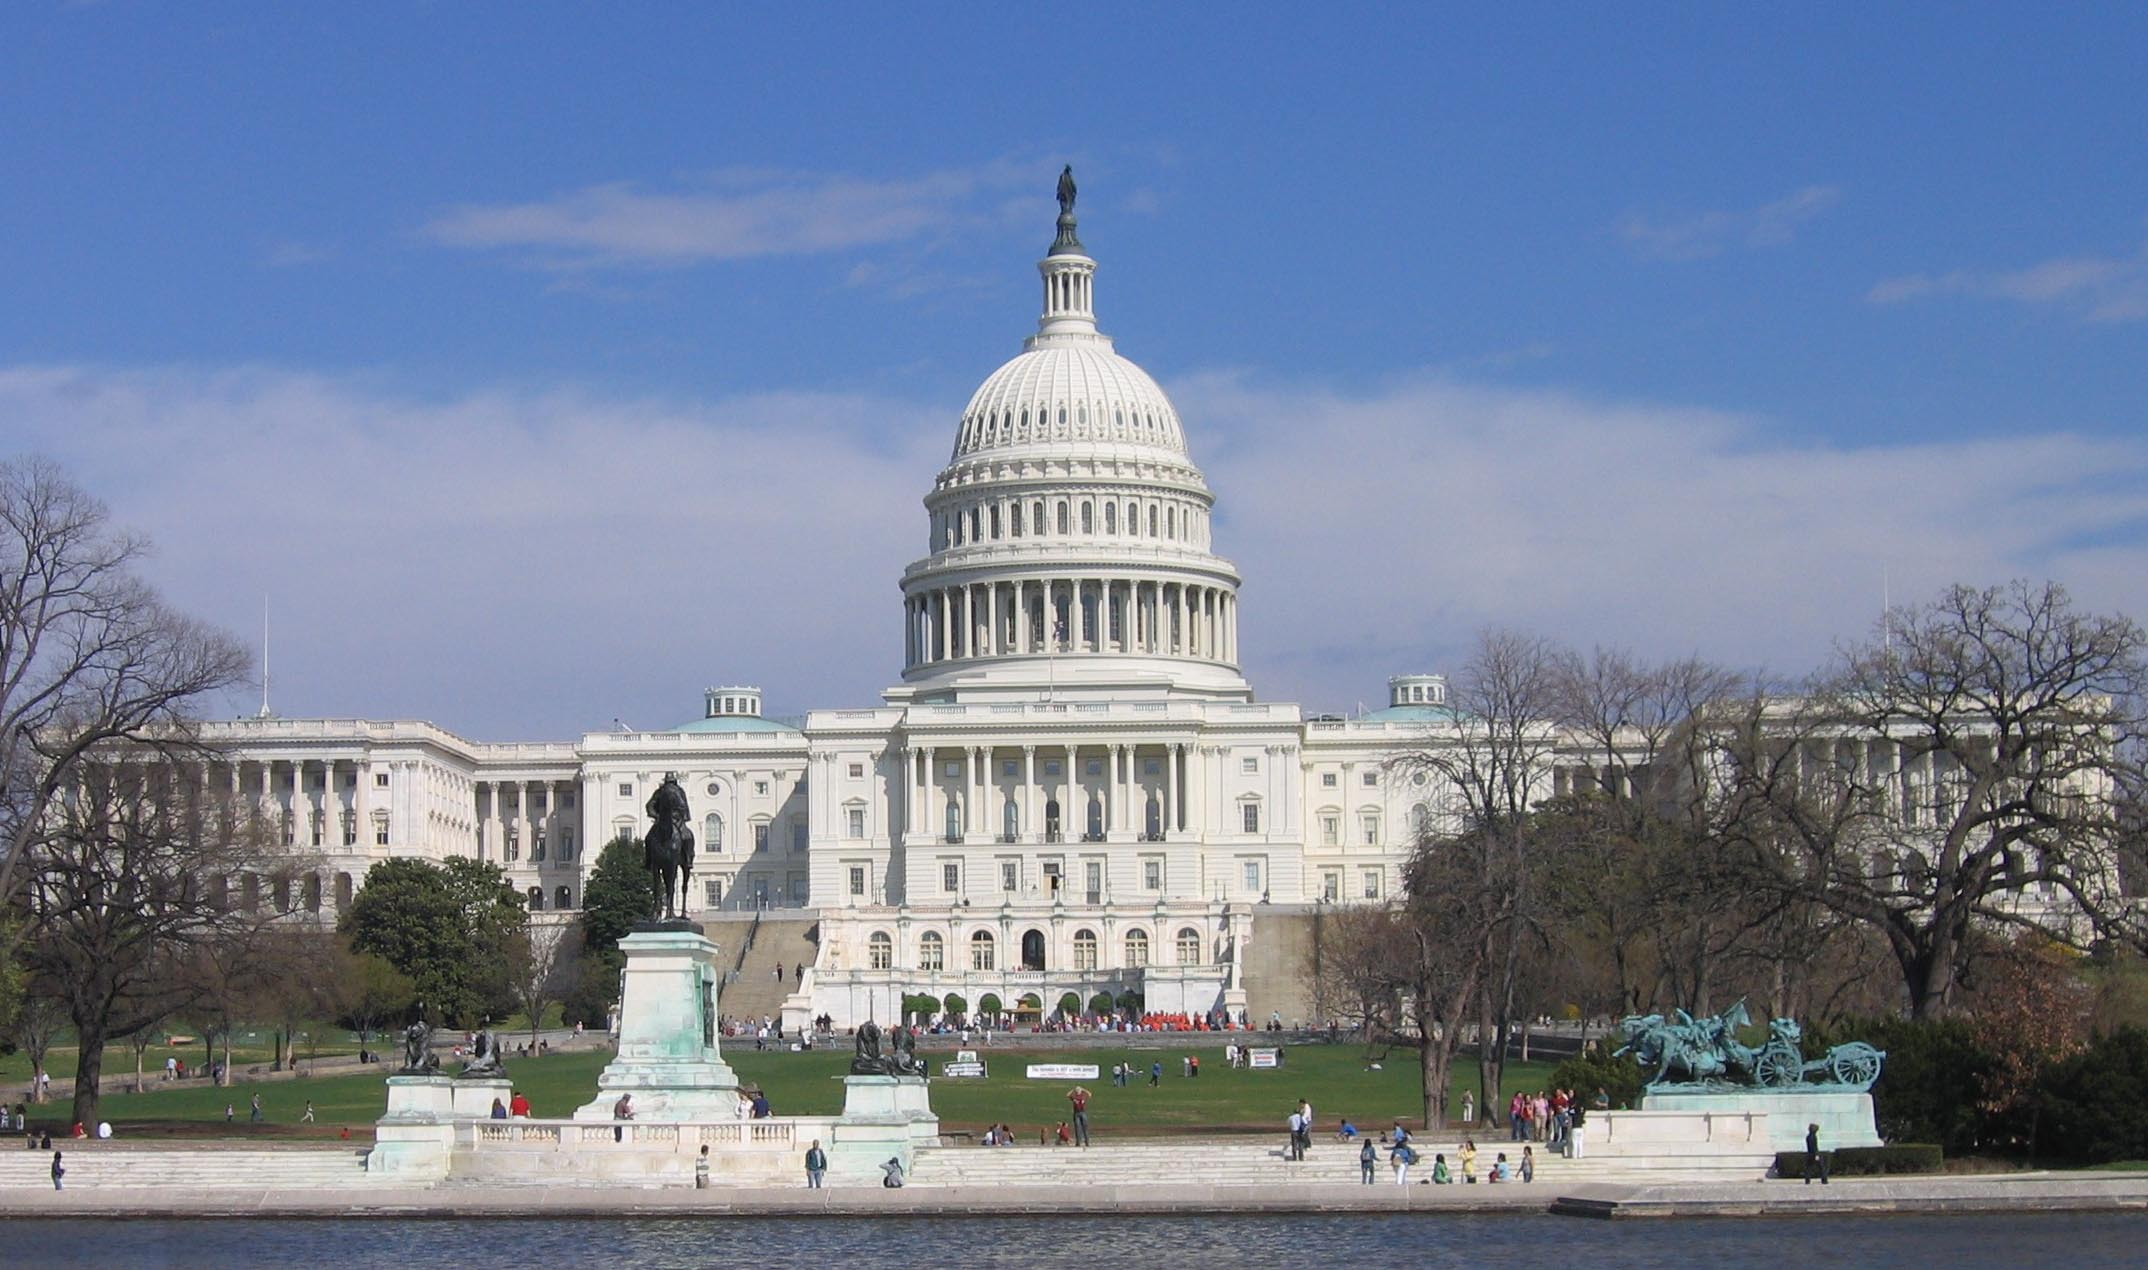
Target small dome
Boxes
[952,344,1188,460]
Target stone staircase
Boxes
[710,915,819,1026]
[907,1137,1773,1187]
[0,1145,389,1190]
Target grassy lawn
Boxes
[53,1043,1554,1140]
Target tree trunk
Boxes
[1420,1029,1449,1128]
[219,1031,234,1087]
[1476,989,1499,1127]
[70,1016,109,1129]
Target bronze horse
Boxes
[643,810,696,922]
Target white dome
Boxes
[952,343,1188,460]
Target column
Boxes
[1164,743,1179,836]
[988,583,1001,656]
[1072,578,1086,651]
[1023,745,1037,841]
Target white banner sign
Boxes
[941,1060,988,1079]
[1247,1048,1280,1069]
[1026,1063,1100,1080]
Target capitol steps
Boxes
[0,1146,389,1190]
[706,916,818,1027]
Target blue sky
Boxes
[6,5,2146,737]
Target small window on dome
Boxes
[1058,407,1067,427]
[1078,405,1087,425]
[1104,503,1116,534]
[1115,409,1123,427]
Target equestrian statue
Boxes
[643,771,697,923]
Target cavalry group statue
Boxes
[1615,999,1885,1092]
[643,772,698,923]
[851,1020,927,1078]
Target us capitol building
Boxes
[204,181,1992,1029]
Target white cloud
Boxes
[1868,235,2148,322]
[423,162,1039,269]
[1620,186,1842,262]
[4,363,2144,737]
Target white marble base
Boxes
[1638,1089,1883,1151]
[367,1075,457,1178]
[574,928,739,1122]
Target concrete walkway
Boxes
[2,1172,2143,1219]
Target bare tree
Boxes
[504,921,577,1046]
[323,943,414,1055]
[1721,582,2148,1018]
[1394,629,1566,1123]
[0,457,249,910]
[7,992,66,1102]
[24,753,279,1124]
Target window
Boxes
[942,862,960,894]
[1241,756,1258,774]
[1320,815,1340,847]
[942,761,960,778]
[792,821,808,852]
[1002,760,1018,777]
[869,932,893,970]
[1321,772,1338,788]
[555,886,572,910]
[561,831,574,860]
[375,772,389,787]
[1044,761,1061,777]
[1124,929,1150,968]
[1361,813,1380,846]
[1363,771,1378,787]
[1177,928,1202,965]
[1002,799,1019,842]
[527,886,544,911]
[755,780,770,795]
[618,782,633,797]
[1411,804,1431,836]
[945,800,962,843]
[1001,860,1018,892]
[848,866,866,897]
[971,930,995,971]
[919,931,945,971]
[849,763,865,779]
[706,781,721,796]
[1085,796,1104,841]
[848,807,866,838]
[704,878,723,906]
[1241,801,1261,834]
[1073,929,1098,971]
[1243,861,1263,893]
[1323,871,1340,901]
[705,813,724,853]
[1363,870,1382,900]
[753,822,770,852]
[1144,797,1162,840]
[1143,858,1162,890]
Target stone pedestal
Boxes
[574,927,740,1121]
[1640,1089,1883,1151]
[368,1075,457,1179]
[827,1074,940,1183]
[451,1075,513,1120]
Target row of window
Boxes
[1321,870,1387,901]
[866,927,1204,972]
[960,399,1169,450]
[935,493,1207,552]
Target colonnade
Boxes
[904,578,1236,669]
[899,741,1197,844]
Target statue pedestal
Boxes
[827,1074,939,1183]
[1640,1089,1883,1151]
[368,1075,457,1179]
[573,928,739,1122]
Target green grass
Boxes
[52,1043,1553,1140]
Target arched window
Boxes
[1045,798,1062,842]
[302,874,322,913]
[919,931,945,971]
[990,505,1001,539]
[970,930,996,971]
[1145,797,1162,840]
[1411,803,1431,836]
[706,813,724,853]
[869,931,893,970]
[1086,795,1104,841]
[1177,928,1202,965]
[1011,503,1024,537]
[555,885,573,910]
[970,507,982,542]
[533,836,546,862]
[1073,929,1099,970]
[527,886,544,911]
[1124,929,1150,968]
[1003,798,1020,842]
[1056,502,1069,535]
[1125,501,1137,533]
[1166,506,1175,538]
[945,799,962,842]
[333,872,353,910]
[1034,500,1046,535]
[1148,504,1158,536]
[1104,502,1116,534]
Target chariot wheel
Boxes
[1829,1044,1882,1088]
[1754,1045,1802,1087]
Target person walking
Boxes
[1068,1084,1092,1147]
[1459,1089,1474,1125]
[301,1101,315,1124]
[1359,1137,1377,1184]
[1521,1144,1535,1182]
[249,1093,263,1124]
[805,1138,827,1188]
[1286,1107,1305,1161]
[1149,1061,1161,1088]
[1568,1103,1587,1160]
[51,1150,64,1191]
[1803,1123,1829,1184]
[695,1145,711,1189]
[1389,1133,1413,1185]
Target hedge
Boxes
[1772,1144,1944,1177]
